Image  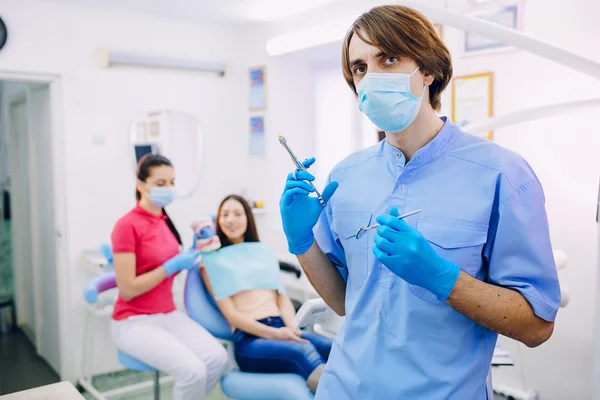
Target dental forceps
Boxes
[354,209,422,239]
[270,119,326,207]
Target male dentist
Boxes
[279,5,560,399]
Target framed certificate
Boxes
[249,115,265,157]
[249,66,267,111]
[452,72,494,140]
[463,3,522,56]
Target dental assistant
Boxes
[111,154,227,400]
[279,6,561,400]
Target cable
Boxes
[516,342,529,392]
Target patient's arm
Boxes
[277,294,297,327]
[217,298,307,343]
[201,268,280,339]
[216,297,279,339]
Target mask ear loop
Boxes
[419,84,427,99]
[137,179,152,199]
[409,66,427,99]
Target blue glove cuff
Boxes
[287,233,315,256]
[434,261,461,301]
[163,260,178,277]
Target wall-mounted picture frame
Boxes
[249,115,265,157]
[452,72,494,140]
[463,2,522,56]
[249,66,267,111]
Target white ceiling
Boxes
[33,0,342,23]
[33,0,481,24]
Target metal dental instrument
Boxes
[354,209,422,239]
[270,119,326,207]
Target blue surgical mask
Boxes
[143,184,176,208]
[357,67,425,133]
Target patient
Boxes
[198,194,332,393]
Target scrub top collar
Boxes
[134,204,168,221]
[382,116,459,169]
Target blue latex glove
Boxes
[163,249,202,277]
[373,207,460,301]
[279,157,338,255]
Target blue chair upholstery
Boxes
[184,267,315,400]
[118,351,155,372]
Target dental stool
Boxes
[184,267,315,400]
[117,351,161,400]
[81,273,165,400]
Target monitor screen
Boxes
[134,144,155,163]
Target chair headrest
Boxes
[184,268,233,341]
[553,249,568,270]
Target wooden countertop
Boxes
[0,381,84,400]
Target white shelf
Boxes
[251,208,267,215]
[84,302,115,317]
[81,250,113,276]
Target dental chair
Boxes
[80,273,166,400]
[184,267,315,400]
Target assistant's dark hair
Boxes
[216,194,259,248]
[136,153,182,246]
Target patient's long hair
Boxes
[216,195,259,248]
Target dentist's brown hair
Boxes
[341,5,453,111]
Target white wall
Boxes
[257,0,600,399]
[314,60,358,186]
[0,0,253,380]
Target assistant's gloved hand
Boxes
[163,249,203,277]
[280,157,338,255]
[373,207,460,301]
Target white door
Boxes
[29,84,61,373]
[8,84,61,374]
[9,97,37,344]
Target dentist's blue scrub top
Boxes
[314,117,560,400]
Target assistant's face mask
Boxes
[149,187,176,208]
[141,181,176,208]
[356,67,425,133]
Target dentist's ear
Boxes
[422,69,435,86]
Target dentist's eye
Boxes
[384,56,398,65]
[353,66,367,75]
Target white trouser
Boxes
[111,311,228,400]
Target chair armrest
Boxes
[279,261,302,278]
[84,272,117,304]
